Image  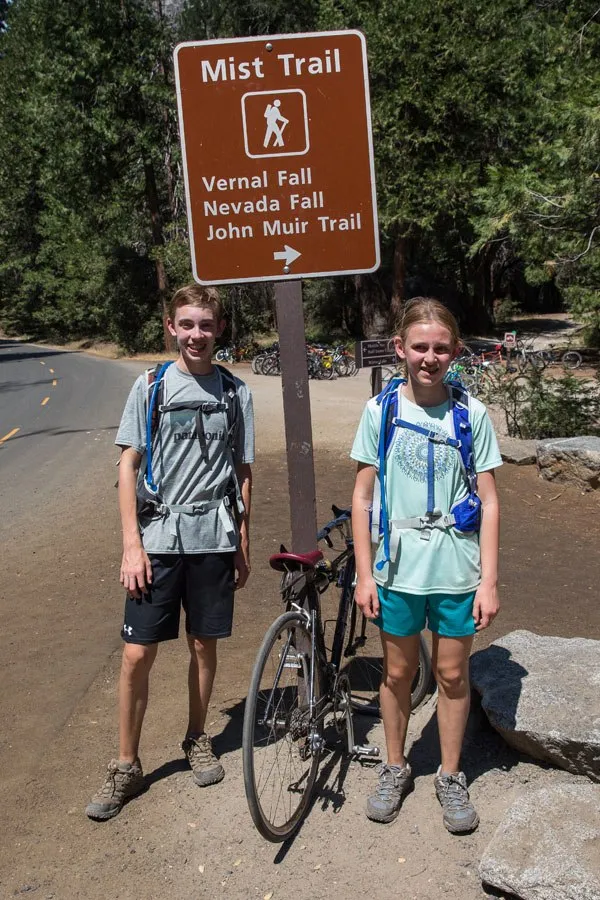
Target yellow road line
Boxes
[41,396,50,406]
[40,361,46,366]
[0,427,20,444]
[49,368,54,374]
[52,379,57,386]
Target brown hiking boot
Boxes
[85,758,145,821]
[182,733,224,786]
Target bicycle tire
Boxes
[341,560,432,715]
[561,350,582,370]
[215,349,227,362]
[243,611,323,842]
[262,356,281,376]
[334,359,351,378]
[348,617,432,715]
[532,351,549,371]
[382,366,401,384]
[251,354,265,374]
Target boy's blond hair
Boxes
[168,284,224,321]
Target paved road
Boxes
[0,340,145,794]
[0,339,144,534]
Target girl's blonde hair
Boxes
[394,297,460,348]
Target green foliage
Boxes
[482,369,600,440]
[0,0,175,345]
[1,0,599,350]
[473,3,600,327]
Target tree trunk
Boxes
[389,232,408,329]
[469,248,495,334]
[355,273,389,338]
[143,158,174,352]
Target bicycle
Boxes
[534,344,583,371]
[242,506,432,842]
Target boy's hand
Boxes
[473,581,499,631]
[120,544,153,598]
[234,545,251,591]
[355,576,380,619]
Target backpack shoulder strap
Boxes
[372,378,405,571]
[214,364,240,448]
[145,360,174,492]
[376,377,404,456]
[448,382,476,487]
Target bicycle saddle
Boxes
[269,549,324,572]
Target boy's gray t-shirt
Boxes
[115,364,255,554]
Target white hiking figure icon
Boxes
[263,99,289,148]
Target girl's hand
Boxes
[473,581,499,631]
[355,576,380,620]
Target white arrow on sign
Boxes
[274,245,301,268]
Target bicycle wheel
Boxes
[215,348,227,362]
[320,357,336,379]
[347,605,432,715]
[561,350,582,370]
[243,611,323,842]
[262,356,281,376]
[532,351,549,371]
[382,366,401,384]
[251,354,265,374]
[334,358,351,377]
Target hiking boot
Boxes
[366,762,414,823]
[182,733,224,787]
[85,758,145,821]
[434,767,479,834]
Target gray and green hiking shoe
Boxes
[366,762,414,823]
[434,768,479,834]
[182,733,224,787]
[85,758,145,821]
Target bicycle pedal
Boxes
[352,744,380,758]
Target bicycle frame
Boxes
[275,510,378,758]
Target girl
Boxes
[351,297,501,834]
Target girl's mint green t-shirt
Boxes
[351,389,502,594]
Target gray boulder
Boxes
[499,437,538,465]
[480,783,600,900]
[537,436,600,491]
[470,630,600,781]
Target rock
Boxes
[480,783,600,900]
[499,437,538,465]
[537,436,600,491]
[470,630,600,781]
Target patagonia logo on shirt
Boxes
[174,429,225,443]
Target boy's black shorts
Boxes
[121,552,236,644]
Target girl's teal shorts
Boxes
[374,586,477,638]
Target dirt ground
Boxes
[2,363,599,900]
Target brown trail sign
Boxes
[174,31,379,285]
[174,32,380,552]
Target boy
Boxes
[86,284,254,821]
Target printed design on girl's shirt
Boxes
[393,420,454,483]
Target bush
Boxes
[481,369,600,439]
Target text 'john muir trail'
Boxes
[207,214,362,241]
[200,50,342,82]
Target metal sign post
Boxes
[174,30,380,551]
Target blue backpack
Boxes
[372,377,481,571]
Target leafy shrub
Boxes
[481,369,600,439]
